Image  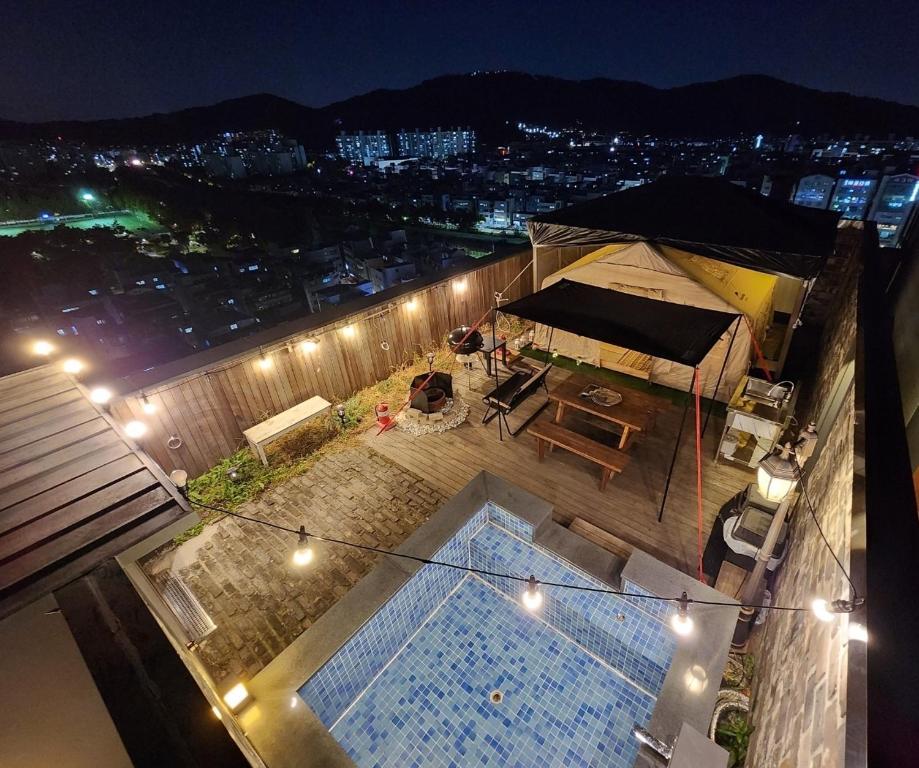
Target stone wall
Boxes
[747,271,859,768]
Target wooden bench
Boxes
[243,395,332,466]
[527,419,630,490]
[569,517,634,561]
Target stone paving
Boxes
[144,445,446,685]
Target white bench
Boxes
[243,396,332,466]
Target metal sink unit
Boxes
[716,376,798,468]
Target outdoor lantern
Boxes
[756,443,799,502]
[336,404,347,426]
[795,422,819,467]
[226,466,240,481]
[169,469,189,497]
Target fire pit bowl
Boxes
[424,387,447,413]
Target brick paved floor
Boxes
[144,446,447,685]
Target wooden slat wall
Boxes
[110,252,534,476]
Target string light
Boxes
[671,591,694,636]
[292,526,314,567]
[141,395,157,414]
[33,340,54,356]
[405,298,418,311]
[89,387,112,404]
[124,420,148,439]
[301,338,319,353]
[62,358,84,374]
[257,355,272,371]
[453,278,467,293]
[180,498,858,621]
[342,324,356,338]
[521,575,543,611]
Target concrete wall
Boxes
[747,270,859,768]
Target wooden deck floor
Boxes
[364,366,754,575]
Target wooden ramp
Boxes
[366,366,753,575]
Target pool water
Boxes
[300,505,676,768]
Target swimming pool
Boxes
[298,502,678,768]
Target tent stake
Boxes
[702,316,741,437]
[658,370,697,522]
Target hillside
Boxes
[2,73,918,147]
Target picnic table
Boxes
[548,376,657,450]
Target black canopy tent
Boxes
[499,279,742,520]
[528,176,840,280]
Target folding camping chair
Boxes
[481,363,553,437]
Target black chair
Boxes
[481,364,553,437]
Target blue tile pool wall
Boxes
[620,578,676,623]
[484,501,534,541]
[469,524,677,695]
[330,577,656,768]
[300,507,489,727]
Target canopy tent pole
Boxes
[658,369,698,522]
[702,316,741,437]
[492,306,503,442]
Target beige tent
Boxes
[534,242,778,401]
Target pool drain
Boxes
[489,690,503,705]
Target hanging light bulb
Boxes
[33,340,55,356]
[405,298,417,311]
[342,324,356,338]
[756,443,799,502]
[301,338,319,353]
[521,575,543,611]
[141,395,157,414]
[671,591,694,636]
[292,525,314,567]
[89,387,112,404]
[257,354,272,370]
[62,358,84,374]
[453,278,467,293]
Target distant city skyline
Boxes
[1,0,918,122]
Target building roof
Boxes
[0,364,191,617]
[528,176,841,278]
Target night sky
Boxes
[2,0,917,122]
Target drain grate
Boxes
[489,690,503,705]
[154,571,217,644]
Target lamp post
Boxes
[732,442,799,648]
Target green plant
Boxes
[715,711,754,768]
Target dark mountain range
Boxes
[2,72,918,148]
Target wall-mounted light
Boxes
[90,387,112,405]
[222,682,251,713]
[124,420,147,439]
[756,443,798,503]
[62,358,84,374]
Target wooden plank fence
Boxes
[109,251,534,476]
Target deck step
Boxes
[569,517,634,562]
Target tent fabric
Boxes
[501,278,738,368]
[528,177,840,278]
[530,242,754,400]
